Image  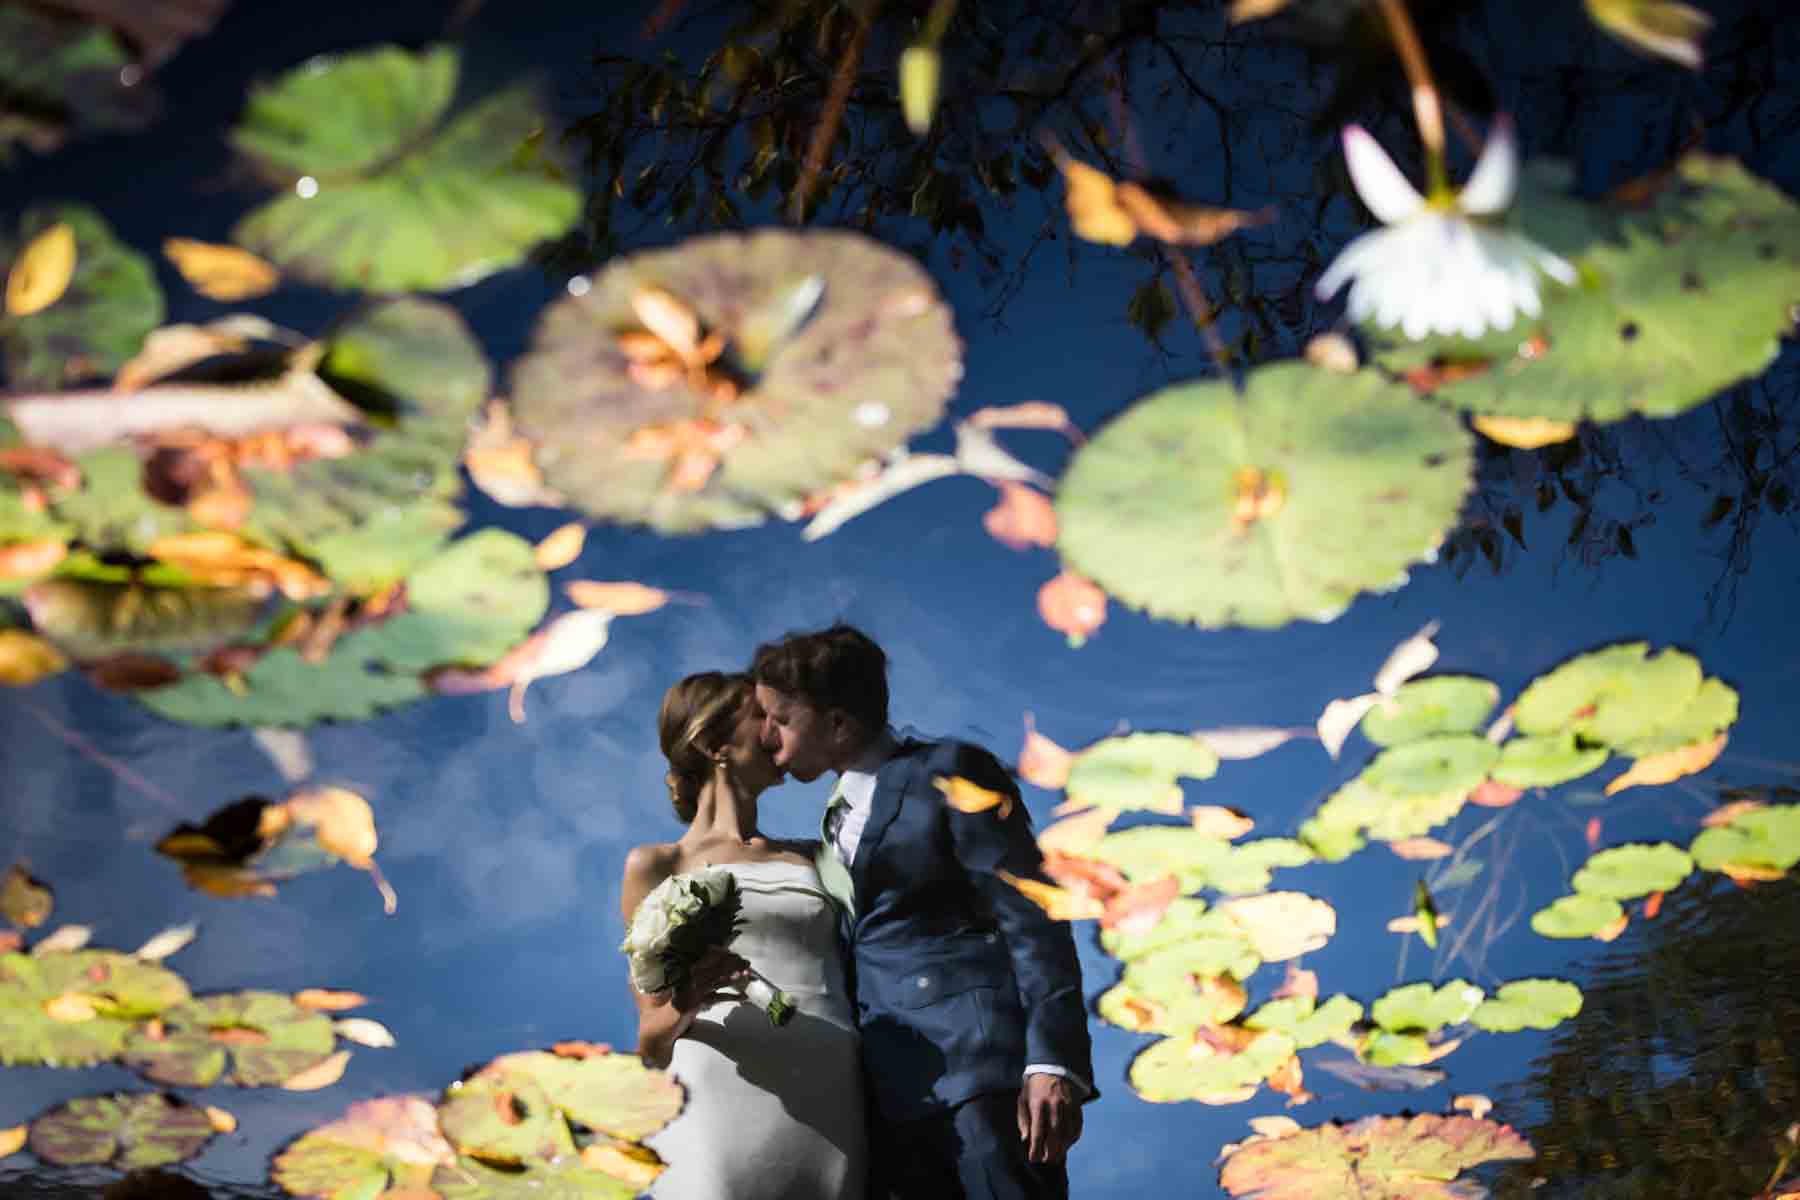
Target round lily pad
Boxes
[1296,817,1367,863]
[1615,676,1739,759]
[1098,896,1211,962]
[0,203,163,390]
[0,950,190,1067]
[23,577,265,660]
[273,1094,457,1199]
[1303,776,1472,849]
[1243,994,1364,1050]
[36,448,193,556]
[1469,979,1584,1033]
[1121,933,1263,998]
[462,1050,686,1144]
[511,228,962,533]
[1491,732,1609,788]
[1053,363,1473,629]
[1514,643,1703,747]
[1092,827,1310,896]
[1571,842,1693,900]
[120,989,336,1087]
[230,45,580,293]
[1689,804,1800,874]
[1065,733,1219,811]
[431,1155,644,1200]
[1359,676,1500,747]
[1369,979,1486,1034]
[1360,1030,1448,1068]
[1128,1029,1296,1103]
[1374,155,1800,424]
[1218,1113,1536,1198]
[1529,893,1626,939]
[1361,735,1500,798]
[438,1072,574,1165]
[28,1092,215,1169]
[1097,975,1246,1036]
[1206,839,1314,896]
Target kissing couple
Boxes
[621,623,1094,1199]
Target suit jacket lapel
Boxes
[848,742,919,912]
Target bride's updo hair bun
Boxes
[657,671,754,823]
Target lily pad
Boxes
[1098,897,1210,962]
[1065,733,1219,811]
[1303,776,1470,848]
[1092,827,1310,896]
[230,45,580,293]
[431,1155,644,1200]
[1490,732,1609,789]
[1513,644,1703,747]
[1614,676,1739,759]
[1361,735,1499,797]
[120,990,336,1087]
[1129,1029,1296,1102]
[0,6,151,161]
[1120,929,1264,996]
[1570,842,1693,900]
[0,205,163,390]
[1360,1030,1454,1068]
[1358,676,1499,747]
[28,1092,215,1169]
[438,1072,574,1165]
[1375,155,1800,425]
[1098,974,1247,1036]
[512,228,962,533]
[23,577,265,660]
[272,1094,457,1199]
[1244,994,1365,1050]
[1053,363,1473,629]
[1469,979,1583,1033]
[1370,980,1485,1034]
[1529,893,1626,939]
[1217,1113,1536,1197]
[458,1050,685,1144]
[35,448,192,555]
[1689,804,1800,875]
[0,950,190,1067]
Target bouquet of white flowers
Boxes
[621,866,794,1026]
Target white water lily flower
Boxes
[1316,118,1576,341]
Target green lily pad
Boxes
[0,205,163,390]
[0,950,191,1066]
[1514,643,1703,747]
[1053,363,1473,629]
[1374,155,1800,424]
[28,1092,215,1169]
[1615,676,1739,759]
[512,228,962,533]
[272,1094,458,1199]
[1295,818,1367,863]
[1120,931,1264,999]
[120,989,336,1087]
[1358,676,1500,747]
[1689,804,1800,874]
[0,477,72,555]
[1571,842,1693,900]
[1244,994,1364,1050]
[22,577,265,660]
[135,640,427,727]
[1092,827,1310,896]
[1369,980,1485,1034]
[1361,735,1500,797]
[1359,1030,1450,1068]
[1097,975,1246,1036]
[1207,839,1315,895]
[1065,733,1220,811]
[1218,1113,1536,1199]
[462,1050,686,1144]
[1469,979,1584,1033]
[438,1072,575,1165]
[1491,732,1610,789]
[36,448,192,555]
[1303,776,1470,848]
[1098,897,1210,962]
[0,6,150,161]
[431,1155,644,1200]
[1128,1029,1296,1102]
[1530,893,1627,939]
[230,45,580,293]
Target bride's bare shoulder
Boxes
[622,842,680,884]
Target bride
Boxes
[622,671,868,1200]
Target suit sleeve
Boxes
[938,741,1096,1097]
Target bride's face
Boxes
[721,693,783,792]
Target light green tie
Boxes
[816,787,856,918]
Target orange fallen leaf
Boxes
[1722,862,1786,886]
[1266,1054,1311,1104]
[582,1141,666,1187]
[1037,570,1107,647]
[564,580,670,616]
[965,401,1083,442]
[0,1125,24,1160]
[285,788,377,867]
[1593,912,1630,942]
[0,629,68,686]
[1272,963,1318,1001]
[294,989,369,1012]
[1415,1036,1465,1065]
[1037,807,1114,856]
[0,538,66,580]
[204,1106,237,1134]
[162,237,280,301]
[1585,817,1602,850]
[935,775,1014,819]
[1471,414,1577,449]
[85,653,182,693]
[281,1049,351,1091]
[551,1041,612,1059]
[1403,357,1494,393]
[1388,837,1454,861]
[463,399,563,508]
[1040,851,1130,899]
[534,522,587,570]
[983,482,1058,551]
[1113,182,1276,247]
[1019,714,1075,790]
[1452,1093,1493,1120]
[1468,779,1523,808]
[0,931,20,954]
[6,222,76,316]
[1190,806,1255,840]
[1303,332,1358,374]
[998,869,1105,920]
[1604,732,1728,796]
[1059,157,1136,246]
[43,992,98,1022]
[1641,890,1664,919]
[146,531,329,601]
[1100,873,1180,934]
[1703,799,1766,827]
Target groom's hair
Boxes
[750,623,889,731]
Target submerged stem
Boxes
[1375,0,1450,198]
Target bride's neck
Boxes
[686,771,762,845]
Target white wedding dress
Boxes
[645,859,867,1200]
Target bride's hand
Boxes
[672,947,753,1016]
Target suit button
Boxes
[916,976,930,989]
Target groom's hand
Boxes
[1017,1074,1082,1164]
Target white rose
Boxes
[693,866,733,906]
[630,956,670,995]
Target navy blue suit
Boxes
[839,736,1092,1198]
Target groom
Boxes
[752,623,1092,1200]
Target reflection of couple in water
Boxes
[622,623,1093,1200]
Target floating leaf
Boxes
[1129,1029,1296,1103]
[1515,643,1703,747]
[1467,779,1525,808]
[1605,731,1727,795]
[28,1092,215,1169]
[463,398,564,509]
[1370,980,1485,1033]
[1190,806,1255,840]
[1094,827,1311,896]
[0,950,190,1066]
[282,1048,351,1091]
[162,239,279,302]
[1585,0,1712,68]
[440,1049,684,1169]
[1358,1030,1464,1069]
[1244,994,1364,1051]
[1066,733,1218,812]
[1373,621,1442,699]
[330,1017,393,1048]
[1002,871,1105,922]
[155,790,392,912]
[1216,1112,1535,1197]
[1471,415,1577,449]
[23,577,266,662]
[563,580,670,616]
[1530,893,1627,939]
[1570,842,1693,900]
[1019,716,1076,790]
[1303,332,1359,373]
[132,924,197,963]
[1688,803,1800,876]
[1614,676,1737,758]
[899,43,940,134]
[1098,972,1246,1036]
[984,482,1058,551]
[1192,727,1308,762]
[204,1106,236,1134]
[1361,735,1500,798]
[32,924,91,954]
[534,523,586,570]
[1056,153,1273,248]
[272,1093,456,1199]
[294,989,367,1012]
[1490,732,1609,788]
[1360,677,1499,747]
[799,452,960,540]
[1316,693,1379,760]
[1389,838,1453,860]
[1217,892,1336,962]
[1056,366,1471,629]
[0,205,163,390]
[1037,569,1108,647]
[5,221,77,317]
[0,1124,21,1159]
[0,864,51,928]
[121,990,336,1087]
[1469,979,1583,1033]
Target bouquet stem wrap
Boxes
[621,865,793,1028]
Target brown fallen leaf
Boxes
[0,1124,24,1159]
[1471,414,1577,449]
[1403,357,1495,393]
[2,862,53,928]
[463,398,564,508]
[998,869,1105,921]
[147,531,329,601]
[534,522,587,570]
[935,775,1014,819]
[1468,779,1524,808]
[1036,807,1114,856]
[1059,157,1136,246]
[0,629,67,686]
[84,653,182,693]
[6,222,76,316]
[983,482,1058,551]
[1452,1093,1494,1120]
[1037,571,1107,647]
[1388,837,1454,861]
[204,1106,237,1134]
[281,1049,351,1091]
[582,1140,667,1187]
[1190,806,1255,840]
[162,238,280,301]
[1272,963,1318,1002]
[1019,714,1076,790]
[1266,1054,1312,1105]
[0,539,67,580]
[1604,732,1728,796]
[294,989,369,1012]
[564,580,671,616]
[1113,182,1276,247]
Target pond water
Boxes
[2,1,1799,1197]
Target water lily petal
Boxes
[1459,116,1519,216]
[1342,126,1426,225]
